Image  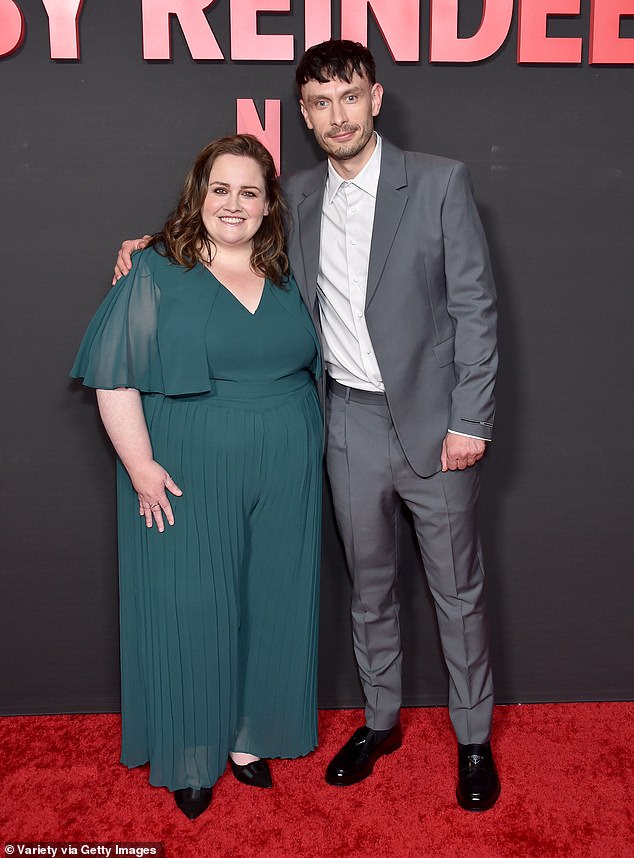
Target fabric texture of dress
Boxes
[71,247,323,790]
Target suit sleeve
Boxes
[442,163,498,441]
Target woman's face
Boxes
[201,154,269,251]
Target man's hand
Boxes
[112,235,152,284]
[441,433,486,472]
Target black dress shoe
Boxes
[174,786,213,819]
[456,742,500,811]
[230,758,273,788]
[325,724,402,786]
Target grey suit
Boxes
[282,138,497,744]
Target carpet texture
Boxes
[1,703,632,857]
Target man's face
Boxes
[299,72,383,163]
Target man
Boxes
[114,39,500,811]
[285,40,499,812]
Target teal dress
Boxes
[71,248,322,791]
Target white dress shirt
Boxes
[318,134,385,392]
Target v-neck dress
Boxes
[71,247,322,791]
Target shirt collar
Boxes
[326,133,382,204]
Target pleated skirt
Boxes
[116,377,322,790]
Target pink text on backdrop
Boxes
[0,0,632,63]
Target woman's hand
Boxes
[96,389,181,532]
[128,460,183,532]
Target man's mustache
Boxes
[326,125,359,138]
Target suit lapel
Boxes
[365,140,408,310]
[296,164,327,312]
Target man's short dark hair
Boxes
[295,39,377,90]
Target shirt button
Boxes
[350,239,357,245]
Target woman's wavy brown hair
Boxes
[149,134,289,287]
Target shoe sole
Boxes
[325,738,403,786]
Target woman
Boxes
[71,135,322,820]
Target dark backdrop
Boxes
[1,1,632,715]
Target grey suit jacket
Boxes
[282,137,498,478]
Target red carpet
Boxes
[1,703,632,857]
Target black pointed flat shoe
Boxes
[230,758,273,788]
[174,786,213,819]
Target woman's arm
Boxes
[96,388,182,531]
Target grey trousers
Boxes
[325,385,494,745]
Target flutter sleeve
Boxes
[70,249,165,392]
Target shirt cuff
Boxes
[447,430,490,441]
